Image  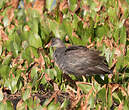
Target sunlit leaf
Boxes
[0,45,2,56]
[69,0,77,12]
[61,98,70,109]
[78,84,92,94]
[49,20,66,38]
[16,100,26,110]
[22,47,33,64]
[0,65,10,79]
[2,55,12,65]
[46,0,57,11]
[112,92,121,105]
[88,92,95,108]
[26,97,42,110]
[96,87,106,104]
[107,87,112,108]
[28,33,42,48]
[120,27,126,45]
[0,88,3,101]
[3,16,9,27]
[41,75,47,85]
[48,101,60,110]
[0,101,13,110]
[22,88,31,101]
[95,24,109,39]
[45,69,57,80]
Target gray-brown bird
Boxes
[51,38,112,77]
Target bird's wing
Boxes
[64,46,105,67]
[62,46,110,75]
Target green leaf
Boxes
[74,19,94,45]
[113,27,119,41]
[4,73,20,93]
[0,45,2,56]
[112,92,121,105]
[69,0,77,12]
[95,24,109,39]
[7,33,21,56]
[16,8,25,18]
[22,88,31,101]
[2,55,12,65]
[0,65,10,79]
[48,101,60,110]
[78,84,92,94]
[26,97,42,110]
[41,17,51,37]
[22,47,33,64]
[49,20,66,38]
[16,70,23,90]
[30,67,38,86]
[54,66,62,84]
[41,75,47,85]
[116,56,124,72]
[28,18,39,34]
[30,47,39,58]
[3,16,9,27]
[0,88,3,101]
[120,26,126,45]
[123,96,129,109]
[88,93,95,108]
[72,14,80,30]
[93,79,101,91]
[45,69,57,80]
[44,55,51,68]
[0,0,6,9]
[28,33,42,48]
[108,7,118,24]
[61,20,73,38]
[124,56,129,67]
[104,48,113,63]
[61,98,70,109]
[16,100,26,110]
[107,87,112,108]
[22,40,29,50]
[46,0,57,11]
[26,8,40,18]
[0,101,13,110]
[96,88,106,104]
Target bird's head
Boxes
[51,38,65,48]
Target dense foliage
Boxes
[0,0,129,109]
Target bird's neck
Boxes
[53,47,66,60]
[54,47,66,53]
[57,43,65,48]
[56,47,66,50]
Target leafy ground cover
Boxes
[0,0,129,110]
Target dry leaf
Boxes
[124,17,129,38]
[24,0,32,9]
[33,0,45,14]
[59,0,68,12]
[118,102,123,110]
[0,26,9,41]
[114,48,122,57]
[7,8,14,23]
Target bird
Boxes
[51,38,112,77]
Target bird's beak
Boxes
[45,40,52,48]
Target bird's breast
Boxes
[53,48,66,69]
